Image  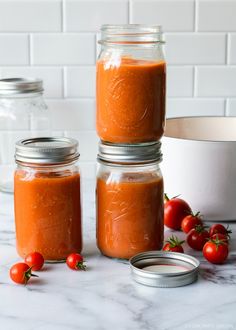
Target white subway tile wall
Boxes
[46,99,96,130]
[167,98,225,118]
[229,34,236,64]
[0,0,235,172]
[32,34,96,65]
[167,66,194,97]
[65,66,96,98]
[226,99,236,116]
[65,0,129,31]
[165,33,226,64]
[197,0,236,32]
[0,35,29,65]
[0,1,62,32]
[1,67,63,98]
[196,67,236,97]
[130,0,195,31]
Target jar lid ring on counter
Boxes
[15,137,80,165]
[0,78,43,96]
[98,141,162,164]
[130,251,200,288]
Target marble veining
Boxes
[0,179,236,330]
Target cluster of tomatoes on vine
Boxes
[10,252,86,285]
[162,194,231,264]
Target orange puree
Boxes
[96,173,164,259]
[14,171,82,261]
[96,57,166,143]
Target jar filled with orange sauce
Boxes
[96,141,164,259]
[96,24,166,143]
[14,137,82,262]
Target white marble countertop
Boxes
[0,179,236,330]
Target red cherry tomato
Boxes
[187,225,209,251]
[10,263,38,285]
[211,233,229,244]
[181,212,203,234]
[163,235,185,253]
[209,224,231,237]
[203,239,229,264]
[66,253,86,271]
[25,252,44,271]
[164,194,192,230]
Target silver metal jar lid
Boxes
[0,78,43,96]
[130,251,200,288]
[98,141,162,164]
[15,137,79,165]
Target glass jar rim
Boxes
[99,24,165,45]
[101,24,162,33]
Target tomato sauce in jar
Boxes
[96,142,164,259]
[14,137,82,261]
[96,25,166,143]
[97,58,166,143]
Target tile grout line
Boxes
[193,66,197,97]
[62,67,66,98]
[94,33,97,65]
[29,34,32,66]
[0,31,228,36]
[224,99,228,116]
[45,97,96,101]
[5,62,236,68]
[62,0,65,32]
[226,33,230,65]
[45,97,228,102]
[128,0,131,23]
[194,0,198,32]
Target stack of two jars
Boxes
[96,25,166,259]
[14,24,166,263]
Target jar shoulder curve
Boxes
[97,163,163,185]
[0,94,47,111]
[15,164,80,182]
[97,45,165,64]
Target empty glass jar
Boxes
[0,78,51,192]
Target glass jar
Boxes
[14,137,82,262]
[96,141,164,259]
[0,78,51,193]
[96,24,166,144]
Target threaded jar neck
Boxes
[99,24,164,46]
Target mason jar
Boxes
[96,24,166,144]
[96,141,164,259]
[14,137,82,262]
[0,78,51,193]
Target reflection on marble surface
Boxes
[0,179,236,330]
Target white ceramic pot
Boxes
[162,117,236,221]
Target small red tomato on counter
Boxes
[25,252,44,271]
[66,253,86,271]
[187,225,209,251]
[203,238,229,264]
[164,194,192,230]
[211,233,230,244]
[181,212,203,234]
[163,235,185,253]
[209,224,231,238]
[10,262,38,285]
